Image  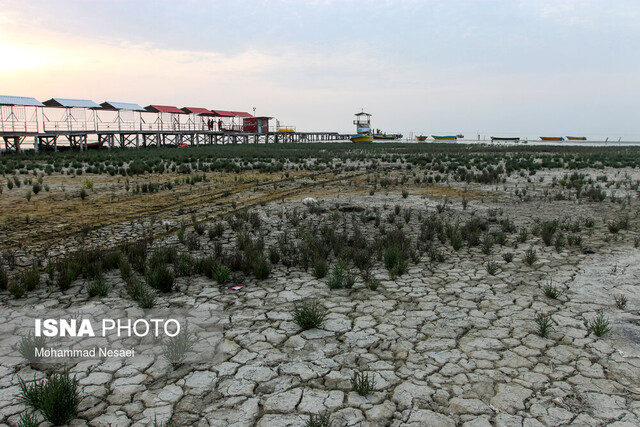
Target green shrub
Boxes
[122,240,148,274]
[83,260,103,281]
[0,264,8,290]
[21,265,40,291]
[208,222,224,239]
[252,256,270,280]
[146,263,174,293]
[293,300,327,330]
[486,259,499,275]
[384,244,408,278]
[366,277,380,291]
[17,370,80,425]
[119,258,132,280]
[312,258,329,279]
[540,220,558,246]
[481,234,493,254]
[19,332,46,364]
[184,232,201,251]
[86,277,109,297]
[101,250,122,271]
[542,280,562,299]
[174,254,195,277]
[450,232,463,251]
[149,247,178,268]
[9,281,26,298]
[211,262,231,285]
[524,248,537,266]
[162,322,194,368]
[326,260,353,289]
[502,252,514,263]
[268,246,280,264]
[57,261,80,291]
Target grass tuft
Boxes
[588,309,611,337]
[542,280,562,299]
[535,313,553,338]
[305,414,333,427]
[86,277,109,297]
[614,294,628,310]
[146,263,174,293]
[162,322,195,368]
[17,412,39,427]
[486,259,499,275]
[19,332,46,364]
[17,370,80,425]
[351,371,376,396]
[293,299,327,330]
[524,247,537,266]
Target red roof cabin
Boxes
[144,105,186,131]
[181,107,217,131]
[210,110,253,132]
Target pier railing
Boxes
[44,121,96,132]
[0,121,38,133]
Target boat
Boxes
[491,136,520,142]
[416,135,428,141]
[566,136,587,141]
[456,134,464,139]
[540,137,564,141]
[86,141,105,150]
[350,133,374,143]
[432,135,457,140]
[373,133,400,140]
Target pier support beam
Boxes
[3,136,24,152]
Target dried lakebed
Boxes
[1,161,640,426]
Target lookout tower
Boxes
[353,112,372,135]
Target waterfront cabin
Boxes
[0,95,43,152]
[144,105,187,131]
[210,110,253,131]
[243,116,272,133]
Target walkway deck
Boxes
[1,129,351,152]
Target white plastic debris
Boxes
[302,197,318,206]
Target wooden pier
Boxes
[0,95,351,153]
[2,129,350,152]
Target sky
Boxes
[1,0,639,138]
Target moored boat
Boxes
[350,133,374,143]
[373,133,401,140]
[491,136,520,142]
[566,136,587,141]
[540,137,564,141]
[432,135,457,140]
[416,135,428,141]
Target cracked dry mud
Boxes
[1,161,640,427]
